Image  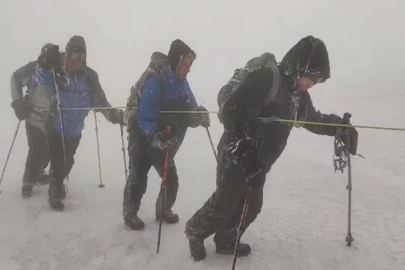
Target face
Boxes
[66,51,85,71]
[296,76,315,91]
[177,53,194,79]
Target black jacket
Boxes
[220,36,343,170]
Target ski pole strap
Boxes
[333,137,348,173]
[333,113,352,173]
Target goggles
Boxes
[303,73,327,84]
[69,51,86,61]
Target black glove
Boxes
[196,106,210,128]
[227,132,264,183]
[245,157,265,186]
[150,129,179,150]
[11,98,28,121]
[338,113,358,155]
[109,109,124,125]
[38,45,61,69]
[341,125,358,155]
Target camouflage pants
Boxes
[122,131,179,217]
[185,156,264,247]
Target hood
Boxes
[148,51,185,82]
[167,39,196,73]
[64,35,87,71]
[41,43,54,54]
[279,36,330,88]
[66,35,87,54]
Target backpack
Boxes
[124,52,171,127]
[217,52,280,123]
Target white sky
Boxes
[0,0,404,119]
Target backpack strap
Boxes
[263,60,280,106]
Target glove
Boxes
[196,106,210,128]
[102,109,124,125]
[11,98,28,121]
[341,125,358,155]
[239,137,265,185]
[227,131,264,182]
[112,109,124,125]
[38,45,61,69]
[338,113,358,155]
[150,130,179,150]
[245,157,265,186]
[122,109,131,126]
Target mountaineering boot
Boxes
[21,182,34,198]
[48,194,64,211]
[216,242,252,257]
[124,213,145,230]
[188,237,207,261]
[57,184,67,200]
[36,171,51,186]
[156,209,179,224]
[48,180,64,211]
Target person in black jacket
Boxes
[10,43,59,197]
[185,36,359,261]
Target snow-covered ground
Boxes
[1,0,404,269]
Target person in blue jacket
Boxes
[15,36,123,210]
[122,39,210,230]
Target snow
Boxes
[1,0,405,269]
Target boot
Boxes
[21,182,34,198]
[48,180,64,211]
[57,184,67,200]
[188,237,207,261]
[156,209,179,224]
[124,213,145,230]
[216,242,251,257]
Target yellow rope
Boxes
[41,107,405,132]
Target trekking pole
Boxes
[346,145,353,246]
[0,120,21,193]
[119,122,128,181]
[157,126,171,254]
[205,127,218,162]
[333,112,356,246]
[231,185,253,270]
[93,111,105,188]
[51,67,70,183]
[342,113,354,246]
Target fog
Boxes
[0,1,404,269]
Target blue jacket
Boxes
[138,71,199,136]
[25,67,98,138]
[52,71,95,137]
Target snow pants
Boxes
[23,124,50,185]
[122,128,179,217]
[48,131,81,185]
[185,154,265,247]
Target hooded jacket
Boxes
[220,36,343,170]
[10,36,121,136]
[129,39,200,154]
